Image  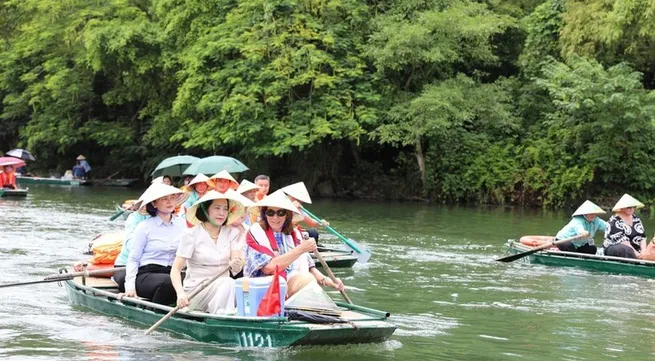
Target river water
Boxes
[1,186,654,361]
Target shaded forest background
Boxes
[1,0,655,206]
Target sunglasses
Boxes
[265,209,288,217]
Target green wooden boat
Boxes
[313,246,358,268]
[86,178,139,187]
[506,240,655,277]
[64,277,396,347]
[16,176,87,186]
[0,188,28,197]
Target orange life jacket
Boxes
[1,171,16,187]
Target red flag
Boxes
[257,266,281,317]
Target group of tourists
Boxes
[554,194,653,259]
[110,171,339,314]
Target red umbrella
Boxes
[0,157,26,167]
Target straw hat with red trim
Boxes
[137,183,189,215]
[256,190,301,214]
[281,182,312,204]
[186,189,255,226]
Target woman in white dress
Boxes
[170,190,254,313]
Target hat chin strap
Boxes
[200,203,220,228]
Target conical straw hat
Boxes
[572,200,605,216]
[612,194,645,212]
[210,170,238,184]
[184,173,215,190]
[186,189,255,226]
[237,179,259,194]
[151,176,164,184]
[137,183,189,215]
[281,182,312,204]
[76,155,86,160]
[256,190,300,213]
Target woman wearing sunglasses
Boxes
[604,194,647,259]
[244,190,344,297]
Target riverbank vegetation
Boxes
[1,0,654,206]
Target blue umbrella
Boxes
[6,149,35,161]
[183,156,249,176]
[151,155,200,177]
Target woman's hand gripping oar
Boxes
[313,250,352,304]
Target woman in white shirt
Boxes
[171,190,254,313]
[123,183,188,305]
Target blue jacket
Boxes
[556,216,608,247]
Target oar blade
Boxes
[344,238,371,263]
[495,251,534,263]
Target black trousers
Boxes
[557,241,597,255]
[112,265,126,292]
[135,264,176,305]
[307,228,320,243]
[604,244,638,259]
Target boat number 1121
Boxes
[239,332,273,347]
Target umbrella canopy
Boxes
[6,149,35,161]
[0,157,26,168]
[151,155,200,177]
[183,156,248,176]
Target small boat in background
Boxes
[0,188,28,197]
[87,178,139,187]
[313,245,358,268]
[16,175,87,186]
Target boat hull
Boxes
[64,280,395,347]
[506,241,655,277]
[16,176,86,186]
[87,179,139,187]
[1,189,28,197]
[312,249,358,268]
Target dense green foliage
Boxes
[2,0,655,206]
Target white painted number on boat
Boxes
[240,332,273,347]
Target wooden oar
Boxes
[302,206,371,263]
[144,267,230,335]
[496,234,588,262]
[313,250,352,304]
[0,267,123,289]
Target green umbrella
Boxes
[151,155,200,177]
[182,156,249,176]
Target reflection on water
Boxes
[1,186,655,360]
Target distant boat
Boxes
[86,178,139,187]
[0,188,28,197]
[16,176,87,186]
[506,240,655,278]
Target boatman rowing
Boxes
[554,200,608,255]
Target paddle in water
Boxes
[144,267,230,335]
[496,233,588,262]
[301,206,371,263]
[0,267,124,289]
